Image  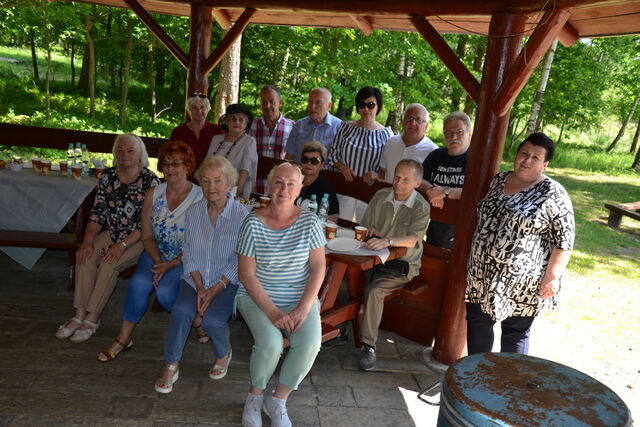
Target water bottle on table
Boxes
[318,193,329,226]
[307,194,318,214]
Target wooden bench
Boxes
[604,202,640,229]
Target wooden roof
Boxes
[72,0,640,42]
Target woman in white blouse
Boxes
[154,156,248,393]
[206,103,258,199]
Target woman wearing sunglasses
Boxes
[170,93,224,168]
[327,86,393,222]
[296,141,339,223]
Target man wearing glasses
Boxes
[419,111,472,249]
[364,103,438,184]
[285,88,342,163]
[250,85,295,194]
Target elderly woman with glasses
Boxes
[56,134,160,343]
[97,141,202,362]
[154,156,249,393]
[327,86,393,222]
[207,103,258,199]
[170,93,224,167]
[296,141,339,223]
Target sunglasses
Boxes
[300,156,322,165]
[190,93,207,99]
[358,101,377,110]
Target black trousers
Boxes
[466,303,536,355]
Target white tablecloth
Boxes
[0,168,96,269]
[326,227,390,263]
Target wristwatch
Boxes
[444,187,451,199]
[388,239,394,247]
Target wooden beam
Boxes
[492,8,571,116]
[410,14,480,103]
[123,0,188,68]
[212,8,232,29]
[558,21,579,47]
[350,14,373,35]
[202,7,256,75]
[187,3,213,97]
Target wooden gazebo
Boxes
[6,0,640,364]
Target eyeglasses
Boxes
[190,93,207,99]
[358,102,377,110]
[162,160,184,168]
[444,130,468,139]
[404,116,427,124]
[300,156,322,165]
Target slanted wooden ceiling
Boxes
[72,0,640,42]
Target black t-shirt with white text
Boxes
[422,148,468,248]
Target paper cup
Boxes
[354,226,368,242]
[325,222,338,240]
[59,161,68,175]
[32,158,42,173]
[259,196,271,208]
[94,167,104,180]
[41,160,52,175]
[72,165,82,180]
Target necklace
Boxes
[213,137,241,158]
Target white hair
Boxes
[404,103,429,123]
[112,134,150,168]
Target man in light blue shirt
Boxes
[285,87,342,163]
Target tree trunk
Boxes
[85,6,97,120]
[44,31,52,121]
[607,89,640,153]
[70,38,76,85]
[557,121,566,144]
[107,11,117,89]
[29,28,39,82]
[212,30,242,122]
[630,120,640,155]
[388,52,406,133]
[463,39,486,115]
[78,41,90,91]
[526,39,558,136]
[632,137,640,171]
[148,43,157,123]
[119,17,134,127]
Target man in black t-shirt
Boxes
[420,112,472,249]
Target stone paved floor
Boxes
[0,250,443,426]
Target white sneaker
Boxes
[263,392,292,427]
[242,393,264,427]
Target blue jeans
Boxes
[237,295,321,390]
[122,251,182,324]
[164,280,238,363]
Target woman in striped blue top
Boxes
[237,162,326,427]
[154,156,248,394]
[327,87,393,222]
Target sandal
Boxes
[209,347,232,380]
[69,319,100,343]
[154,363,179,394]
[55,317,83,340]
[97,337,134,363]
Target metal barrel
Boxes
[436,352,633,427]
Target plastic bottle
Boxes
[318,193,329,226]
[74,142,82,168]
[81,144,90,175]
[307,194,318,214]
[66,143,75,176]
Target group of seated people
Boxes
[54,86,476,427]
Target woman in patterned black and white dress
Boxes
[327,87,393,222]
[465,133,575,355]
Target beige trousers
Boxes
[73,231,143,315]
[360,273,408,347]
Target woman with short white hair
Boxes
[56,134,159,343]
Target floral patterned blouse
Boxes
[151,182,202,261]
[89,167,160,244]
[466,171,575,321]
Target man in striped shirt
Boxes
[250,85,295,194]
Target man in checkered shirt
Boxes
[249,85,295,194]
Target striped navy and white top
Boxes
[236,210,326,307]
[327,122,393,177]
[182,196,249,291]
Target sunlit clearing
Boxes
[398,386,440,426]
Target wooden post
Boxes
[433,11,527,365]
[187,3,213,97]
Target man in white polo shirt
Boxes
[364,103,437,185]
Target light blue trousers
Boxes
[237,295,321,390]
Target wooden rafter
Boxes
[212,8,232,29]
[350,15,374,35]
[410,14,481,103]
[558,21,579,46]
[123,0,188,68]
[492,8,571,116]
[202,7,256,74]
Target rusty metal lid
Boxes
[441,353,632,427]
